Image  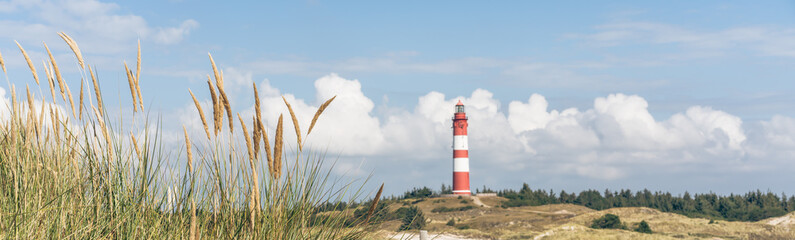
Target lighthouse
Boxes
[452,100,471,195]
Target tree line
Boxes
[499,183,795,221]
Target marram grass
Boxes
[0,35,381,239]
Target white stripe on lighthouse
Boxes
[453,158,469,172]
[453,136,468,150]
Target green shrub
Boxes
[446,219,455,226]
[591,214,625,229]
[456,225,470,230]
[398,206,426,231]
[431,206,475,213]
[634,220,652,234]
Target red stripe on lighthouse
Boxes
[452,172,470,194]
[453,150,468,158]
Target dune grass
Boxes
[0,34,380,239]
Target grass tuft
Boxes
[0,35,371,239]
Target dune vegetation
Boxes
[0,34,382,239]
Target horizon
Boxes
[2,0,795,197]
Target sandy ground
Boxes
[390,232,483,240]
[766,212,795,226]
[470,196,490,208]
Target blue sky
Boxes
[2,0,795,196]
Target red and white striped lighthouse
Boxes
[452,100,471,195]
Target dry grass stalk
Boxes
[42,60,56,101]
[189,89,211,140]
[88,64,103,115]
[37,96,45,137]
[272,114,283,179]
[207,77,221,135]
[78,80,84,120]
[208,53,223,89]
[134,42,144,112]
[239,114,255,165]
[252,116,260,157]
[252,83,262,156]
[364,183,384,224]
[307,96,336,136]
[239,114,261,228]
[136,39,142,81]
[26,86,36,132]
[43,42,66,99]
[183,126,197,240]
[124,62,138,112]
[0,48,5,73]
[259,117,272,174]
[65,83,76,118]
[58,32,84,69]
[238,114,261,212]
[218,86,232,133]
[183,126,194,172]
[282,96,302,151]
[92,106,111,156]
[135,74,143,112]
[10,85,15,117]
[53,109,61,142]
[15,41,40,85]
[131,133,142,159]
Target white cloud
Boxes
[152,20,199,44]
[0,0,198,54]
[185,73,795,183]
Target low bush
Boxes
[634,220,652,234]
[431,206,475,213]
[591,214,626,229]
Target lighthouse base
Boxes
[452,171,471,195]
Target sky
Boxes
[1,0,795,197]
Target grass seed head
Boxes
[58,32,84,69]
[136,39,141,81]
[218,86,232,133]
[260,117,272,174]
[208,53,223,89]
[78,80,84,120]
[308,96,336,136]
[16,41,40,85]
[253,83,262,155]
[183,126,193,172]
[124,62,138,112]
[272,114,284,179]
[207,77,221,135]
[131,133,142,159]
[0,48,5,73]
[189,89,211,140]
[239,113,254,163]
[89,64,103,115]
[365,183,385,224]
[282,96,302,151]
[44,42,65,98]
[252,115,260,157]
[65,83,76,118]
[43,60,56,101]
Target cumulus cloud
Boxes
[188,73,795,183]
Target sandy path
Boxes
[470,196,490,208]
[391,232,481,240]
